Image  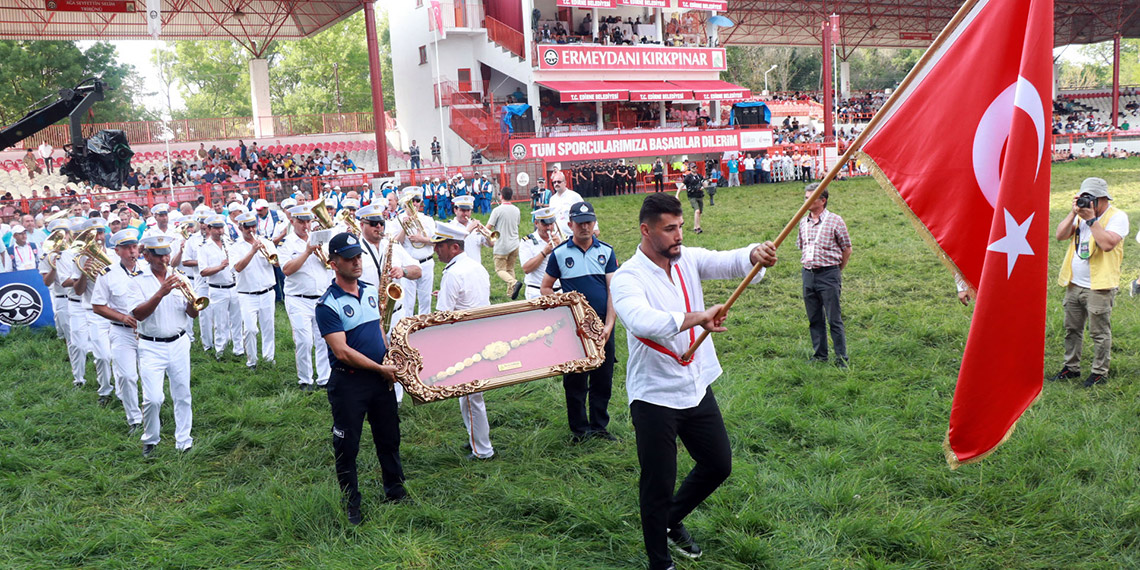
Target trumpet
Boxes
[257,237,279,266]
[471,221,499,246]
[173,269,210,311]
[397,194,429,249]
[71,228,113,281]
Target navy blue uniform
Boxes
[546,237,619,437]
[316,280,406,506]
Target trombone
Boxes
[174,269,210,310]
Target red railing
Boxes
[449,107,508,160]
[3,112,391,152]
[486,16,525,59]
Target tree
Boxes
[152,41,255,120]
[0,40,146,128]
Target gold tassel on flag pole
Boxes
[679,0,984,363]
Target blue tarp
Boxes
[501,104,531,134]
[729,102,771,126]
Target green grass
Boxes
[4,158,1140,568]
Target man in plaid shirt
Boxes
[796,183,853,368]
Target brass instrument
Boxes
[256,237,279,266]
[378,238,403,332]
[71,228,113,280]
[173,269,210,310]
[397,194,429,249]
[180,223,196,240]
[42,228,71,268]
[337,208,361,236]
[307,197,335,268]
[471,221,499,246]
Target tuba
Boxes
[173,269,210,310]
[71,228,113,280]
[397,194,429,249]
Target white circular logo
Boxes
[543,49,559,66]
[0,283,43,326]
[511,144,527,160]
[516,172,530,186]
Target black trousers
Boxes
[631,388,732,570]
[653,174,663,192]
[802,266,847,361]
[327,368,406,508]
[563,333,615,435]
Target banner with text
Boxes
[556,0,616,7]
[509,130,763,162]
[45,0,136,11]
[678,0,728,9]
[537,45,727,72]
[620,0,669,6]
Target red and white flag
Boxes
[858,0,1053,467]
[430,0,446,39]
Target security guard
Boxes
[133,235,200,457]
[230,211,278,369]
[518,208,562,300]
[280,205,333,390]
[91,229,146,433]
[316,232,409,525]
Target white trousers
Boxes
[459,393,493,458]
[208,286,242,355]
[195,278,213,350]
[284,295,329,386]
[66,301,89,385]
[52,294,69,339]
[138,334,192,449]
[401,259,435,318]
[238,290,275,367]
[86,311,114,396]
[108,326,142,426]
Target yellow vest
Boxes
[1057,205,1125,290]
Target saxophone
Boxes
[378,238,403,332]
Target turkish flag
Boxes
[859,0,1053,467]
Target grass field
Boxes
[3,158,1140,568]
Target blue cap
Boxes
[568,201,596,223]
[328,232,362,259]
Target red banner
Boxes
[45,0,136,11]
[678,0,727,10]
[537,45,727,72]
[556,0,616,7]
[509,130,746,161]
[899,32,934,41]
[620,0,668,6]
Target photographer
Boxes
[1052,177,1128,388]
[674,163,704,234]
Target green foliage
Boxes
[5,159,1140,567]
[152,10,395,121]
[0,40,147,127]
[724,46,925,94]
[1056,40,1140,90]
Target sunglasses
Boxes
[365,220,383,227]
[553,181,564,185]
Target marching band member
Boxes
[518,208,562,300]
[142,203,176,240]
[279,205,332,391]
[391,188,436,319]
[91,229,145,434]
[432,221,494,460]
[133,235,201,457]
[182,211,213,354]
[198,215,243,360]
[230,212,278,370]
[38,218,72,340]
[450,195,491,263]
[317,232,409,525]
[59,218,115,399]
[57,217,89,380]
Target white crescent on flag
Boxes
[971,76,1046,208]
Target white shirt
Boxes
[91,261,145,317]
[56,250,83,301]
[280,233,331,296]
[73,249,120,309]
[9,243,37,271]
[611,244,764,409]
[437,254,490,312]
[38,254,66,296]
[228,238,277,292]
[1069,210,1129,288]
[256,213,281,238]
[132,264,189,338]
[182,233,208,278]
[518,232,558,289]
[742,157,755,170]
[199,239,235,286]
[548,189,584,236]
[454,217,489,262]
[38,143,53,159]
[361,236,415,289]
[400,211,437,261]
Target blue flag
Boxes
[0,269,55,328]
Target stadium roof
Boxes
[0,0,363,55]
[723,0,1140,53]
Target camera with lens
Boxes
[1076,193,1096,209]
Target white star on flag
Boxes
[986,209,1035,278]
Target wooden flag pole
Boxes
[679,0,982,362]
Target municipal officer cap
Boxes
[48,219,70,232]
[140,235,175,255]
[69,217,88,231]
[533,207,556,223]
[152,203,170,215]
[357,204,385,222]
[568,201,596,223]
[110,229,139,247]
[453,195,475,209]
[281,198,297,209]
[235,212,258,227]
[328,232,363,259]
[84,217,109,231]
[206,215,226,228]
[432,221,469,243]
[402,187,424,201]
[342,198,360,209]
[287,205,314,220]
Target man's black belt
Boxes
[209,283,236,289]
[526,284,561,291]
[290,294,321,300]
[805,265,839,273]
[54,294,67,299]
[417,258,433,264]
[68,297,81,302]
[139,330,186,343]
[110,321,132,329]
[239,287,273,295]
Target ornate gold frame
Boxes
[384,291,607,404]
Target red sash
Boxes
[636,264,695,366]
